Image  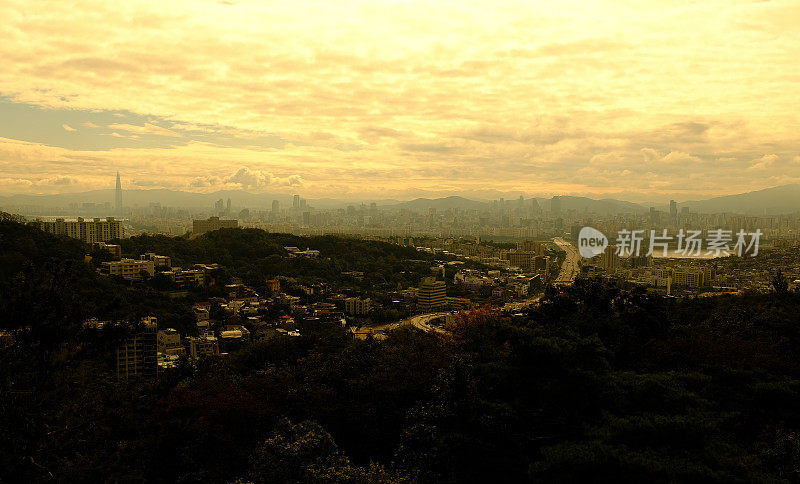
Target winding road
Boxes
[369,312,450,334]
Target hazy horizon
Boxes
[2,180,799,208]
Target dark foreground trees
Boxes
[3,218,800,482]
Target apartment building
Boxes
[102,259,156,280]
[34,216,123,243]
[117,317,158,380]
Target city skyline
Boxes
[1,1,799,201]
[4,170,800,213]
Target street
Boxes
[553,237,581,284]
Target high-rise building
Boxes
[649,206,660,224]
[34,217,123,243]
[551,196,562,214]
[293,194,300,210]
[517,240,544,255]
[345,297,371,315]
[115,171,122,215]
[117,317,158,380]
[507,251,537,271]
[669,200,678,221]
[599,244,620,273]
[192,216,238,235]
[271,200,279,213]
[531,198,542,216]
[418,277,447,311]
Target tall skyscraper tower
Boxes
[115,172,123,215]
[550,195,561,214]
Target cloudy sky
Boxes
[1,0,798,202]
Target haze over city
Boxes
[1,0,799,201]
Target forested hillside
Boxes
[2,216,800,482]
[120,229,441,289]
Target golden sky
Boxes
[1,0,799,201]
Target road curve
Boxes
[370,312,450,334]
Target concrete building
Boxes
[599,244,620,273]
[161,267,205,287]
[102,259,156,280]
[550,196,562,214]
[140,252,171,268]
[192,216,238,235]
[652,267,715,288]
[117,317,158,380]
[219,326,250,353]
[93,242,122,259]
[34,217,122,243]
[345,297,371,315]
[418,277,447,311]
[507,251,537,271]
[186,335,218,359]
[672,268,715,287]
[517,240,544,255]
[157,328,184,356]
[446,296,472,310]
[265,278,280,295]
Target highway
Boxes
[553,237,581,284]
[503,295,542,311]
[365,239,581,334]
[370,312,450,334]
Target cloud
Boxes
[0,0,799,200]
[640,148,660,163]
[662,151,702,164]
[224,167,304,190]
[398,143,455,153]
[62,124,76,131]
[41,175,77,185]
[748,154,778,170]
[189,175,221,188]
[107,123,181,137]
[0,175,76,189]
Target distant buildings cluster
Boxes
[192,216,238,235]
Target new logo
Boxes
[578,227,608,258]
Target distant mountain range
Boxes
[680,184,800,214]
[391,196,489,211]
[544,196,647,214]
[1,184,799,215]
